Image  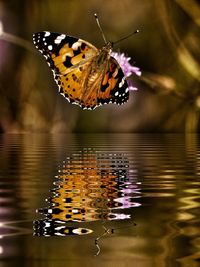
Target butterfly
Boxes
[33,30,129,110]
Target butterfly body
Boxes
[33,31,129,109]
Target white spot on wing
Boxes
[48,45,53,50]
[44,31,50,37]
[55,226,65,231]
[115,91,119,96]
[119,77,125,88]
[72,41,81,50]
[54,39,61,44]
[54,34,66,44]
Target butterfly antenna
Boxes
[94,13,107,44]
[114,30,139,45]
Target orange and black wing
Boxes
[33,32,101,108]
[97,56,129,106]
[33,32,129,109]
[33,31,98,75]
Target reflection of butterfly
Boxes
[33,31,129,110]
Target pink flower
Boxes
[111,52,141,91]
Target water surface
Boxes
[0,134,200,266]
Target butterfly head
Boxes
[94,41,113,68]
[102,41,113,53]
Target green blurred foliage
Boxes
[0,0,200,132]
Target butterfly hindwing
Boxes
[97,57,129,106]
[54,60,100,109]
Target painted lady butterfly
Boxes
[33,19,130,110]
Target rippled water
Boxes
[0,134,200,266]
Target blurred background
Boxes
[0,0,200,133]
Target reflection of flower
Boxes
[112,52,141,91]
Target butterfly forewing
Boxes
[33,32,98,75]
